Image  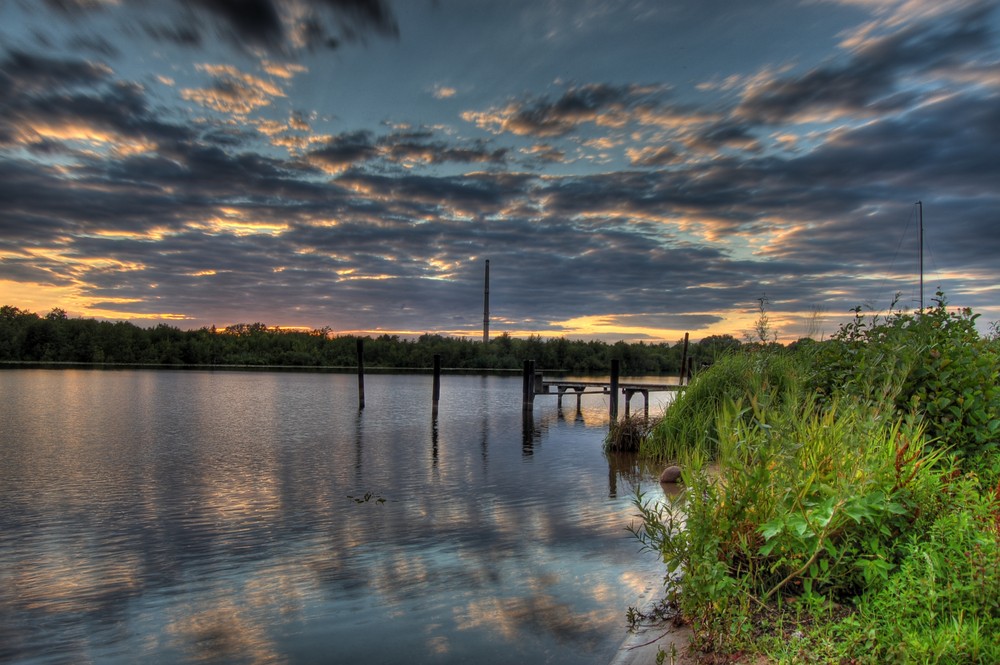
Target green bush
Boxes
[848,476,1000,664]
[632,396,947,654]
[632,295,1000,661]
[805,293,1000,463]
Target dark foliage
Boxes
[0,305,739,374]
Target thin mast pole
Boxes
[483,259,490,344]
[916,201,923,312]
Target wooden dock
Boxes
[521,359,684,420]
[538,379,681,418]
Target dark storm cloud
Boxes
[467,83,669,138]
[737,4,995,123]
[749,92,1000,272]
[176,0,399,52]
[185,0,285,49]
[0,49,110,96]
[335,170,535,215]
[307,130,510,171]
[685,120,760,154]
[29,0,397,53]
[380,137,509,166]
[307,130,379,170]
[0,50,193,152]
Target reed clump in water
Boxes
[606,413,662,453]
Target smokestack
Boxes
[483,259,490,344]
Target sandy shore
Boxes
[609,617,696,665]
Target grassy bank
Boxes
[631,295,1000,663]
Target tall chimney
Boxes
[483,259,490,344]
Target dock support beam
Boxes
[624,388,650,419]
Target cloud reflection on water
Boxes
[0,369,670,664]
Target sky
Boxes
[1,0,999,342]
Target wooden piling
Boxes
[432,354,441,409]
[522,359,535,410]
[609,359,620,420]
[356,338,365,410]
[679,332,689,386]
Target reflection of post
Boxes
[609,359,620,421]
[354,410,363,477]
[521,409,535,456]
[431,413,439,467]
[608,457,618,498]
[432,354,441,413]
[356,338,365,410]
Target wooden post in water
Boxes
[686,356,694,384]
[521,360,535,411]
[356,338,365,410]
[609,359,620,421]
[679,332,689,386]
[432,354,441,412]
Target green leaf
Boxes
[788,514,810,537]
[813,496,836,527]
[886,501,907,515]
[844,503,869,523]
[759,518,785,540]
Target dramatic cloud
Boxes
[462,83,670,138]
[2,1,998,340]
[306,130,509,173]
[31,0,398,53]
[736,3,995,124]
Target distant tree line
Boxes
[0,305,746,375]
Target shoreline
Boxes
[609,602,695,665]
[608,563,697,665]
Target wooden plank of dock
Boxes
[536,378,683,418]
[520,359,685,419]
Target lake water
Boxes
[0,369,673,665]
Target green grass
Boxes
[641,348,805,461]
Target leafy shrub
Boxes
[632,396,946,654]
[851,477,1000,664]
[632,295,1000,660]
[806,293,1000,462]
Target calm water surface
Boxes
[0,369,672,665]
